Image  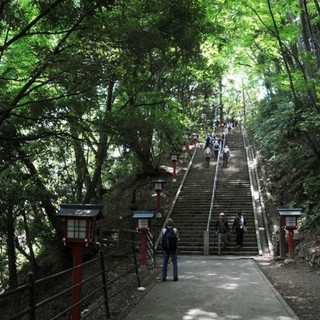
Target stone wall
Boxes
[296,241,320,268]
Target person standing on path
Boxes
[232,210,247,248]
[215,212,229,256]
[161,218,179,281]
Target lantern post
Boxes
[192,133,198,147]
[152,179,166,215]
[170,151,180,182]
[184,133,190,152]
[56,203,103,320]
[132,211,155,265]
[277,208,302,261]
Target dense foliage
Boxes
[1,0,319,289]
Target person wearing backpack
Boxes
[204,134,212,149]
[232,210,247,248]
[204,146,211,167]
[213,141,220,161]
[161,218,179,281]
[215,212,229,256]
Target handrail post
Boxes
[131,241,141,287]
[28,272,36,320]
[203,230,209,255]
[99,251,110,319]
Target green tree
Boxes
[0,0,210,287]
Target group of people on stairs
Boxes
[203,132,231,168]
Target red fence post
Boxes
[71,245,84,320]
[287,229,294,259]
[140,231,147,265]
[172,160,177,181]
[156,190,161,213]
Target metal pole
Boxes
[99,251,110,319]
[132,241,141,287]
[28,272,36,320]
[278,189,286,259]
[156,190,161,213]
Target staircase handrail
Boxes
[204,133,226,254]
[242,127,274,256]
[154,147,198,250]
[242,127,263,255]
[249,145,274,256]
[206,146,222,232]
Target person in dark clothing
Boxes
[222,145,230,167]
[215,212,229,256]
[205,135,211,149]
[213,141,220,160]
[232,210,247,248]
[161,218,179,281]
[204,146,211,167]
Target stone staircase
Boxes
[170,146,216,254]
[209,128,259,255]
[166,127,259,256]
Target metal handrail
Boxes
[242,127,273,256]
[203,133,226,254]
[154,147,197,249]
[206,142,224,231]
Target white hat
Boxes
[219,212,225,216]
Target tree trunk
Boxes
[71,131,92,201]
[219,76,223,124]
[298,0,320,112]
[6,205,18,289]
[18,149,63,240]
[82,80,115,203]
[14,210,39,274]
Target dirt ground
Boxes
[255,256,320,320]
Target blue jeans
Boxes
[162,250,178,280]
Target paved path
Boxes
[124,256,299,320]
